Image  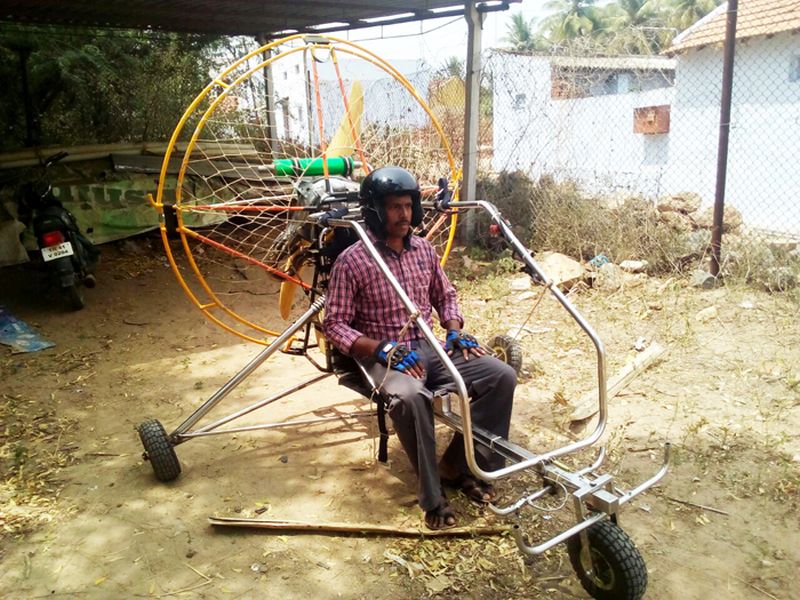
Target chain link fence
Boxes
[394,3,796,291]
[470,3,800,291]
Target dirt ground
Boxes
[1,235,798,599]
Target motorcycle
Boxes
[18,152,99,310]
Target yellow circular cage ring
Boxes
[154,34,460,345]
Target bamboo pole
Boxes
[209,516,508,538]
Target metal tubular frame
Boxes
[156,197,669,560]
[169,297,326,441]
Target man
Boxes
[323,166,516,529]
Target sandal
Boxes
[441,473,497,504]
[424,498,457,530]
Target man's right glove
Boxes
[375,340,421,373]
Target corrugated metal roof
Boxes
[0,1,519,37]
[666,0,800,55]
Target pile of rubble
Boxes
[655,191,743,233]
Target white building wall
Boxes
[492,55,674,197]
[492,34,800,235]
[271,56,432,148]
[663,34,800,233]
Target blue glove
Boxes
[445,329,481,353]
[375,340,422,373]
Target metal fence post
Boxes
[711,0,740,277]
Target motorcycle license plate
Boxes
[41,241,74,262]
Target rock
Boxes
[594,262,624,291]
[509,275,531,291]
[658,210,694,231]
[623,272,648,288]
[657,192,702,214]
[462,255,479,272]
[514,291,538,303]
[692,205,743,232]
[534,251,586,289]
[619,259,648,273]
[695,305,718,322]
[690,269,717,289]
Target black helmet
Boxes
[359,166,423,236]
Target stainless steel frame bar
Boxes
[170,296,325,439]
[511,443,671,555]
[190,372,333,435]
[178,410,377,438]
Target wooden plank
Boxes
[208,516,508,538]
[570,341,666,421]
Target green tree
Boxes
[0,25,221,151]
[439,56,465,79]
[594,0,665,54]
[539,0,602,42]
[665,0,720,31]
[502,12,547,52]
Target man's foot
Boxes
[424,499,457,530]
[441,473,497,504]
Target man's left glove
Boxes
[445,329,481,354]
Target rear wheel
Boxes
[488,334,523,375]
[137,419,181,482]
[567,520,648,600]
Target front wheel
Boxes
[137,419,182,482]
[566,520,648,600]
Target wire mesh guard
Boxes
[153,34,460,344]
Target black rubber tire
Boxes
[137,419,181,482]
[488,334,523,375]
[65,284,85,310]
[567,520,648,600]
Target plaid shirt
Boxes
[323,233,464,355]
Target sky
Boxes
[324,0,547,66]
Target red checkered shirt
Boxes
[323,233,464,355]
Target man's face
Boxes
[383,193,413,239]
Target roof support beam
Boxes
[461,1,484,241]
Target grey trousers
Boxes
[362,343,516,512]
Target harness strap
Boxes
[376,394,389,463]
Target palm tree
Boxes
[502,12,546,52]
[440,56,464,79]
[666,0,721,31]
[540,0,601,42]
[595,0,663,54]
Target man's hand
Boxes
[445,329,486,361]
[375,340,425,378]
